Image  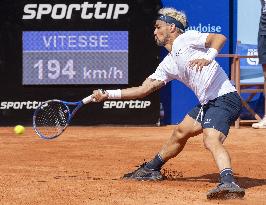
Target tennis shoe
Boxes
[252,116,266,129]
[122,163,164,181]
[207,182,245,200]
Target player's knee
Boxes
[203,134,220,151]
[203,128,226,150]
[171,126,190,143]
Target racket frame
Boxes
[33,100,83,140]
[33,95,94,140]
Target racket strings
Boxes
[34,101,69,138]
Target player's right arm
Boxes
[121,78,165,99]
[92,78,164,102]
[93,54,171,102]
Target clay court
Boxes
[0,125,265,205]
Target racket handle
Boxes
[82,95,95,104]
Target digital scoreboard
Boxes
[23,31,128,85]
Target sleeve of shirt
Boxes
[185,30,209,48]
[148,55,173,84]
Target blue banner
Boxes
[23,31,128,51]
[236,43,262,84]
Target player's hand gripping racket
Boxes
[33,95,94,140]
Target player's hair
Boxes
[158,7,188,32]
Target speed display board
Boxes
[23,31,128,85]
[0,0,161,125]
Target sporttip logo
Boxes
[103,100,151,109]
[22,2,129,20]
[0,101,42,110]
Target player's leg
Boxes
[252,63,266,128]
[158,114,202,162]
[123,112,203,181]
[203,128,231,171]
[252,34,266,128]
[145,103,205,171]
[201,92,245,199]
[143,114,202,170]
[204,128,245,199]
[203,128,235,184]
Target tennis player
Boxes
[92,7,245,200]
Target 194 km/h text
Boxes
[33,59,123,80]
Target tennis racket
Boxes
[33,95,94,140]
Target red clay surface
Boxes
[0,125,265,205]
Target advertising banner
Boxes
[0,0,162,125]
[236,43,261,84]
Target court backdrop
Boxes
[0,0,162,126]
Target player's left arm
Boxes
[189,33,227,70]
[205,33,227,51]
[93,78,165,102]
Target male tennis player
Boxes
[92,7,245,200]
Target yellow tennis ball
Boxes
[14,125,25,135]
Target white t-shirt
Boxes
[149,30,236,104]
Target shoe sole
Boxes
[122,176,164,181]
[207,189,245,200]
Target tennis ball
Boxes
[14,125,25,135]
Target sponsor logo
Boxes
[103,100,151,109]
[0,101,42,110]
[204,119,211,124]
[187,23,222,33]
[22,2,129,20]
[246,48,259,65]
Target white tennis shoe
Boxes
[252,116,266,129]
